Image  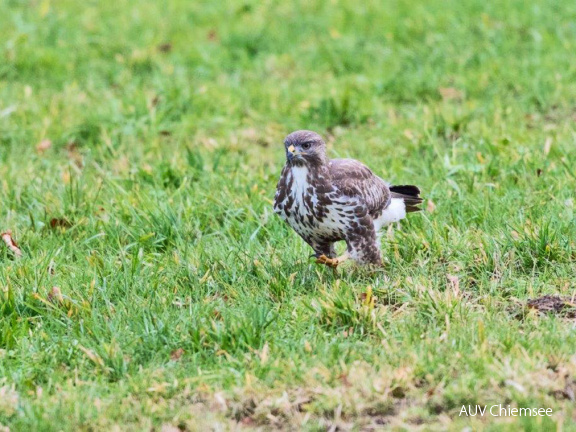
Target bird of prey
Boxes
[274,130,422,267]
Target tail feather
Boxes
[389,184,423,213]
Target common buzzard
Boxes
[274,130,422,267]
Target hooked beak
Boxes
[287,145,305,161]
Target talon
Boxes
[315,254,340,268]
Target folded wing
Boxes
[328,159,391,216]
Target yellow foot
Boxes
[315,254,339,268]
[315,253,349,268]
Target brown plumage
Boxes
[274,130,422,267]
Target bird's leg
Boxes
[309,241,335,259]
[310,241,346,268]
[344,217,383,266]
[316,252,350,268]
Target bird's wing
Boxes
[273,165,290,214]
[328,159,390,215]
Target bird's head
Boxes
[283,130,327,167]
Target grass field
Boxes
[1,0,576,430]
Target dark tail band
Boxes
[390,185,423,213]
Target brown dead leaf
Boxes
[157,43,172,53]
[439,87,463,101]
[47,286,64,304]
[338,372,351,387]
[360,286,375,307]
[426,200,436,213]
[1,231,22,258]
[207,29,218,41]
[66,141,83,167]
[170,348,184,361]
[342,326,354,338]
[50,218,72,229]
[36,139,52,153]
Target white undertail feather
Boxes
[374,198,406,231]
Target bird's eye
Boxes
[302,142,311,150]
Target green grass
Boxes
[1,0,576,430]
